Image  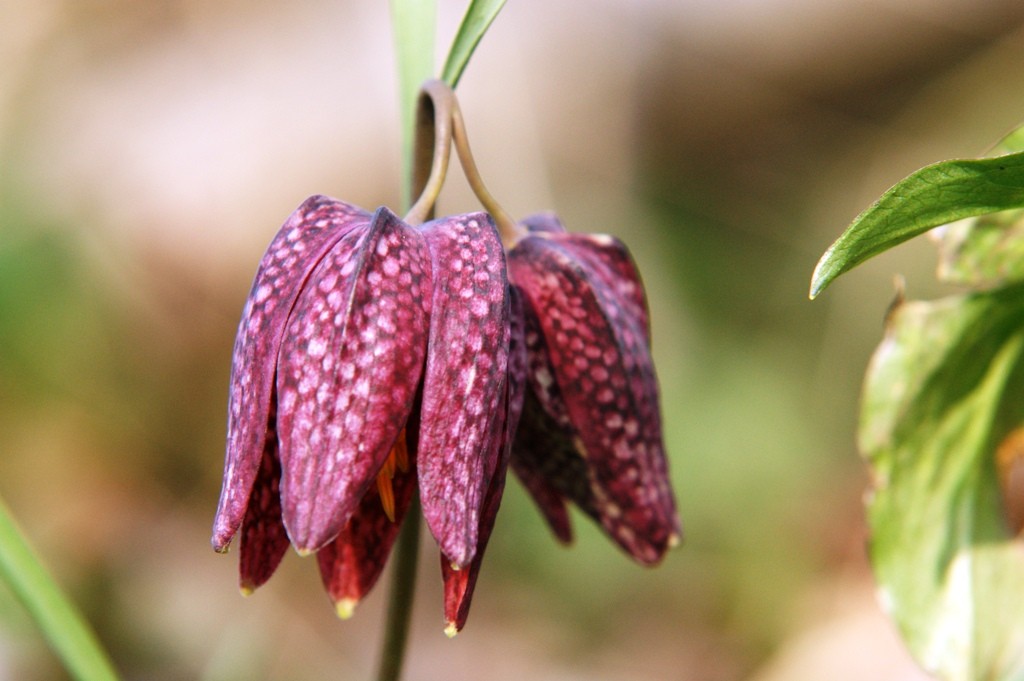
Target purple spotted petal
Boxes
[439,415,507,633]
[276,207,432,552]
[521,215,649,338]
[510,295,594,544]
[213,196,370,551]
[518,285,573,429]
[508,233,680,564]
[504,287,529,474]
[442,286,527,634]
[418,213,510,568]
[550,233,650,341]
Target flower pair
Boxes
[212,195,679,633]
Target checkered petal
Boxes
[417,213,510,568]
[441,286,528,634]
[276,207,432,553]
[213,196,369,551]
[508,230,680,564]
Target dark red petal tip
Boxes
[417,213,511,568]
[213,196,370,551]
[238,415,289,594]
[317,462,417,618]
[277,207,432,552]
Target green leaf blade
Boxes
[860,286,1024,681]
[390,0,437,210]
[810,152,1024,298]
[0,496,120,681]
[440,0,507,88]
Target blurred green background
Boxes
[4,1,1024,679]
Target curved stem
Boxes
[404,80,454,225]
[374,496,421,681]
[404,79,524,246]
[449,94,525,246]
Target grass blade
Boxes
[0,496,119,681]
[440,0,507,88]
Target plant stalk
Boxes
[447,88,522,246]
[404,81,453,225]
[0,496,120,681]
[373,73,441,681]
[405,79,523,245]
[373,495,421,681]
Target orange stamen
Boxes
[393,429,410,473]
[377,472,396,523]
[375,430,409,522]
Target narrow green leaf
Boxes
[0,496,120,681]
[390,0,437,210]
[860,287,1024,681]
[810,151,1024,298]
[440,0,507,88]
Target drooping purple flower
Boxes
[212,195,515,629]
[506,213,681,565]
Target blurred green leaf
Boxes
[936,209,1024,288]
[390,0,437,209]
[860,286,1024,681]
[810,151,1024,298]
[0,229,102,404]
[933,128,1024,289]
[991,126,1024,156]
[440,0,507,88]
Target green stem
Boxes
[405,79,524,245]
[0,496,119,681]
[389,0,437,211]
[448,91,523,246]
[404,81,454,226]
[374,495,421,681]
[373,70,440,681]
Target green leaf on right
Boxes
[935,208,1024,288]
[935,133,1024,289]
[861,285,1024,681]
[810,151,1024,298]
[815,124,1024,680]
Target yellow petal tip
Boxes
[335,598,358,620]
[239,583,255,597]
[668,533,682,549]
[444,622,459,639]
